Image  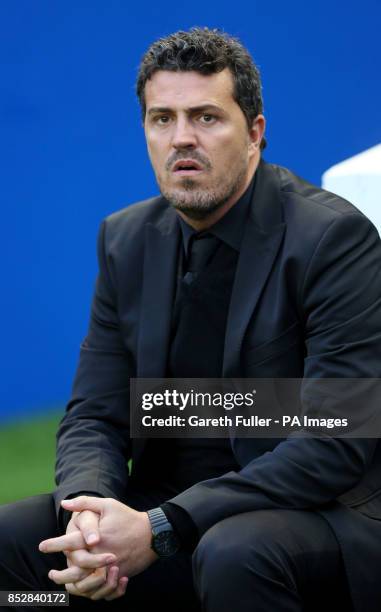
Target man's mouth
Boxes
[172,159,204,176]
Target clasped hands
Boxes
[39,496,158,601]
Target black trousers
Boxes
[0,493,353,611]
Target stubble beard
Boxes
[160,162,249,221]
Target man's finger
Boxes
[88,566,120,601]
[61,496,104,514]
[65,567,107,599]
[65,582,90,599]
[75,510,101,546]
[39,531,86,553]
[48,566,91,585]
[74,566,109,595]
[105,576,129,601]
[67,548,116,569]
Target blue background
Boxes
[1,0,380,421]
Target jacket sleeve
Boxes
[168,212,381,536]
[53,220,133,518]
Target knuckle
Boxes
[74,568,86,581]
[68,550,80,564]
[74,552,86,565]
[77,550,88,563]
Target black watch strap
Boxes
[147,507,173,532]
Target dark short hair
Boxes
[136,27,266,150]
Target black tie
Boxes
[183,233,220,285]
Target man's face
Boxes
[144,68,263,220]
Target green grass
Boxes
[0,411,63,505]
[0,410,133,506]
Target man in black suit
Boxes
[1,27,381,612]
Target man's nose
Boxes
[171,117,197,149]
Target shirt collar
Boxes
[177,171,256,255]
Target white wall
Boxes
[322,144,381,235]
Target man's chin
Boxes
[162,188,226,220]
[172,204,221,220]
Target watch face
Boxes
[153,530,179,557]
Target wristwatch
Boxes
[147,507,180,558]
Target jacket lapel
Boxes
[137,205,180,377]
[133,205,179,467]
[223,161,286,376]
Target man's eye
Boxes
[200,114,216,124]
[156,116,170,125]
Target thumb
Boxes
[74,510,102,546]
[61,495,104,515]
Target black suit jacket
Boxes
[55,160,381,611]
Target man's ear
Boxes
[248,114,266,154]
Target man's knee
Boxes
[193,512,263,579]
[192,510,304,591]
[0,494,67,591]
[0,494,57,534]
[0,494,60,562]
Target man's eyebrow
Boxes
[147,104,224,116]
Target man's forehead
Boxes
[144,68,235,109]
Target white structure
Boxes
[322,143,381,235]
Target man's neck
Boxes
[176,156,259,232]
